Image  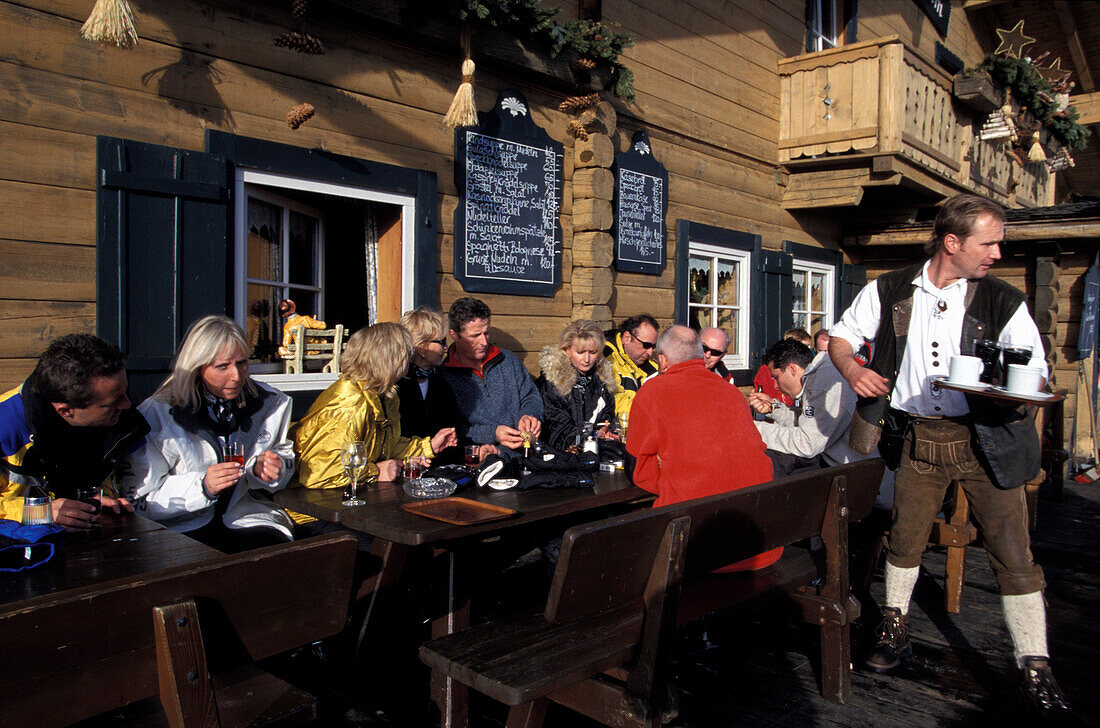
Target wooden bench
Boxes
[281,324,345,374]
[1,532,358,728]
[419,459,884,728]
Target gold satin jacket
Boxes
[292,378,432,488]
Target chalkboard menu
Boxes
[614,131,668,275]
[454,89,563,297]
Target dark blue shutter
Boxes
[755,249,793,371]
[97,137,229,403]
[837,262,866,316]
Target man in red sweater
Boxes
[626,325,779,571]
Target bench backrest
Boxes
[0,532,358,728]
[546,459,884,624]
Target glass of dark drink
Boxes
[76,486,102,515]
[402,458,424,480]
[973,339,1001,384]
[1002,345,1033,369]
[464,445,480,468]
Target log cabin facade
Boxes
[0,0,1094,450]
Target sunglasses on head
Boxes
[702,344,727,357]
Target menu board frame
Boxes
[454,89,563,297]
[613,131,668,275]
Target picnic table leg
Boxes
[353,538,409,660]
[430,547,471,728]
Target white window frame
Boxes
[791,258,835,333]
[807,0,840,52]
[233,169,417,326]
[687,241,752,371]
[242,185,325,315]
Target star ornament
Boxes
[994,20,1035,59]
[1037,57,1068,85]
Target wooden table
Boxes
[275,471,648,728]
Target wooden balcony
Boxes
[778,36,1056,210]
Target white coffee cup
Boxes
[1006,364,1044,395]
[948,355,982,385]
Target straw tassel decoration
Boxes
[80,0,138,48]
[444,25,477,129]
[1028,131,1046,162]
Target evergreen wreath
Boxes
[430,0,636,101]
[974,54,1088,151]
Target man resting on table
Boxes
[625,325,779,571]
[0,334,147,530]
[441,297,543,455]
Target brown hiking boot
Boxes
[1019,656,1072,718]
[865,607,911,673]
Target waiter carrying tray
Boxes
[828,193,1071,718]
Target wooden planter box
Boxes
[954,71,1001,114]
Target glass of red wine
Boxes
[222,440,245,467]
[464,445,480,468]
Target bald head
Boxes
[699,327,729,370]
[655,325,704,371]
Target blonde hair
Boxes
[154,315,256,409]
[399,307,447,350]
[340,322,413,397]
[559,320,605,353]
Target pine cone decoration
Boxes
[290,0,309,19]
[567,120,589,141]
[286,102,315,130]
[570,57,597,71]
[274,31,326,55]
[558,92,600,114]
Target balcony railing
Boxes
[778,36,1055,209]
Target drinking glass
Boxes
[340,442,368,506]
[464,445,480,468]
[222,440,246,467]
[75,486,103,515]
[402,457,424,480]
[1002,345,1033,369]
[973,339,1001,384]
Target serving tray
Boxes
[932,376,1063,405]
[401,497,517,525]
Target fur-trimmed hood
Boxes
[539,346,618,398]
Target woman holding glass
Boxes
[397,307,497,465]
[124,315,295,552]
[535,320,619,450]
[294,322,457,490]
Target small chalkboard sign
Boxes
[614,131,668,275]
[454,89,563,297]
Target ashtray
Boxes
[403,477,458,499]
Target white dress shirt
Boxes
[831,261,1046,418]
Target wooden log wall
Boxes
[0,0,1017,387]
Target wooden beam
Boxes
[1071,91,1100,126]
[858,219,1100,246]
[961,0,1011,9]
[1054,1,1095,92]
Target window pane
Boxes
[792,312,807,331]
[792,271,807,312]
[689,256,712,304]
[810,313,826,334]
[288,212,318,286]
[688,306,710,331]
[717,308,739,356]
[716,259,737,306]
[811,272,826,312]
[246,283,282,364]
[247,199,282,282]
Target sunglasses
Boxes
[702,344,727,357]
[432,338,447,347]
[631,333,656,350]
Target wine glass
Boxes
[340,442,368,506]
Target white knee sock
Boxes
[1002,592,1049,667]
[884,562,920,614]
